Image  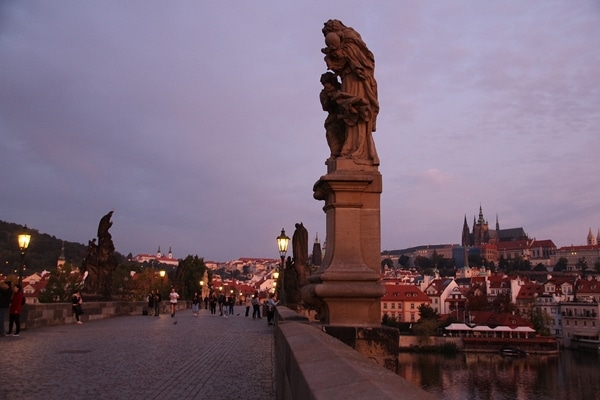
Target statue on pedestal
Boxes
[320,19,379,166]
[81,210,118,299]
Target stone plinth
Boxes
[303,158,385,326]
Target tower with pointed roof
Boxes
[57,241,66,268]
[461,216,470,247]
[472,205,490,246]
[587,228,597,245]
[311,233,322,266]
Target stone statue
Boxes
[283,256,300,305]
[321,19,379,166]
[292,222,309,287]
[81,210,118,299]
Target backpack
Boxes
[251,297,259,306]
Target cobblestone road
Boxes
[0,306,274,400]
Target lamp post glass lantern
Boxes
[276,228,290,304]
[159,270,166,299]
[17,226,31,287]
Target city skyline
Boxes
[1,2,599,261]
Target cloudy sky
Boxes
[1,1,599,262]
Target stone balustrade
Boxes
[21,301,188,329]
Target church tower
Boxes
[461,215,471,246]
[472,205,489,246]
[587,228,597,245]
[57,241,66,268]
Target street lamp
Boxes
[159,270,166,299]
[276,228,290,304]
[17,226,31,288]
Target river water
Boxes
[397,350,600,400]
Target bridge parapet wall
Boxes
[275,307,436,400]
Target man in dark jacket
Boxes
[0,281,12,336]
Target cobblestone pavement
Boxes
[0,306,274,400]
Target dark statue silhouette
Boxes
[80,210,118,299]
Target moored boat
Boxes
[500,347,527,357]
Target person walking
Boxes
[169,287,179,317]
[266,293,278,326]
[244,294,251,317]
[7,284,24,336]
[147,290,155,316]
[0,281,12,336]
[153,290,161,316]
[251,292,261,319]
[209,293,217,315]
[191,292,200,316]
[222,294,230,318]
[228,294,235,316]
[71,290,84,325]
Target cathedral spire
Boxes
[461,215,470,246]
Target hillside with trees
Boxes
[0,220,124,275]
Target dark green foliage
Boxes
[38,262,82,303]
[175,255,209,300]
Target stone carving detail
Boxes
[81,210,118,299]
[320,19,379,166]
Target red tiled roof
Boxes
[382,284,430,302]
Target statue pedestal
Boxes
[303,158,385,326]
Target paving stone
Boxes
[0,306,275,400]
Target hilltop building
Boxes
[133,246,179,267]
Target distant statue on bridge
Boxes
[320,19,379,166]
[81,210,118,299]
[292,222,310,287]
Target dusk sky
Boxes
[1,1,599,263]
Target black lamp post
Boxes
[17,226,31,288]
[276,228,290,305]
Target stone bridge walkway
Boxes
[0,305,274,400]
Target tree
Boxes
[491,292,517,314]
[175,255,208,300]
[530,307,551,336]
[381,258,394,272]
[533,263,547,271]
[413,303,440,339]
[576,257,589,276]
[414,256,432,270]
[398,255,410,268]
[418,303,439,322]
[554,257,568,272]
[467,292,490,311]
[38,263,81,303]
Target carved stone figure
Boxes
[321,19,379,166]
[81,210,118,299]
[292,222,310,287]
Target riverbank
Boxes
[399,335,560,355]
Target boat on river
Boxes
[500,347,527,357]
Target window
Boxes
[410,303,415,310]
[383,303,387,309]
[391,303,395,309]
